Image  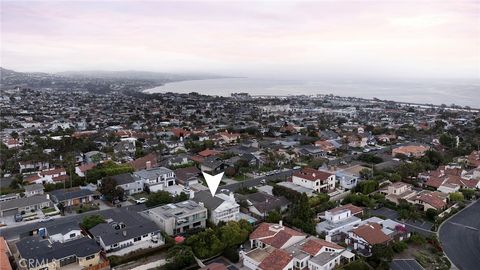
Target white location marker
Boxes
[202,171,224,196]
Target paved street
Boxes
[222,169,296,192]
[369,207,435,237]
[439,199,480,270]
[0,204,146,240]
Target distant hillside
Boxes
[57,70,226,82]
[0,67,227,93]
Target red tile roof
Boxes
[0,237,12,270]
[352,223,391,245]
[300,238,343,256]
[333,204,363,216]
[259,248,293,270]
[250,223,305,249]
[198,149,221,157]
[293,167,333,181]
[416,192,446,210]
[129,153,157,171]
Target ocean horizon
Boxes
[144,77,480,108]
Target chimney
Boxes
[46,194,50,200]
[229,192,235,201]
[279,220,283,227]
[122,230,127,237]
[146,161,152,169]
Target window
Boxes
[69,233,76,238]
[134,236,141,242]
[85,255,95,260]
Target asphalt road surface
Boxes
[0,170,295,241]
[0,204,146,240]
[439,199,480,270]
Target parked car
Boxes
[260,179,266,185]
[14,213,23,222]
[39,216,54,223]
[135,197,148,204]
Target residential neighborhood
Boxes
[1,76,480,270]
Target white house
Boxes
[133,167,176,192]
[292,168,336,193]
[192,191,240,225]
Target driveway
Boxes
[439,199,480,270]
[369,207,434,237]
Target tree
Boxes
[449,192,464,202]
[392,241,408,253]
[99,177,124,202]
[285,193,316,234]
[425,208,437,222]
[266,210,282,223]
[81,215,105,230]
[146,191,173,207]
[164,245,195,270]
[440,133,456,148]
[460,189,475,200]
[355,180,378,194]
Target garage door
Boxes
[1,208,18,217]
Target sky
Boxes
[1,0,479,80]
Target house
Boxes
[89,209,162,253]
[412,191,448,211]
[19,161,50,173]
[44,220,83,243]
[0,237,12,270]
[175,166,201,186]
[292,168,336,193]
[466,150,480,168]
[237,192,290,219]
[142,200,207,235]
[296,145,326,158]
[345,217,409,256]
[133,167,176,192]
[347,223,392,254]
[193,191,240,225]
[49,188,98,207]
[39,168,68,183]
[379,182,417,204]
[314,140,336,153]
[107,173,144,195]
[0,193,18,203]
[219,131,241,144]
[0,195,52,217]
[285,237,346,270]
[75,163,96,177]
[316,204,363,239]
[83,151,107,164]
[424,166,479,192]
[200,157,225,174]
[16,235,103,270]
[392,145,430,158]
[129,153,157,171]
[24,183,44,197]
[244,222,349,270]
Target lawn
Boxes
[41,207,57,214]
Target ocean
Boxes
[144,77,480,108]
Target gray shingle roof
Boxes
[89,208,160,246]
[0,195,51,211]
[16,235,101,261]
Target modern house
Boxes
[379,182,417,204]
[142,200,207,235]
[292,168,336,193]
[107,173,144,195]
[237,192,289,219]
[316,204,363,239]
[192,191,240,225]
[133,167,176,192]
[43,220,83,243]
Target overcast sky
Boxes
[1,0,479,80]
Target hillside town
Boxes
[1,85,479,270]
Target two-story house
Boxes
[142,200,207,235]
[133,167,176,193]
[192,191,240,225]
[292,168,336,193]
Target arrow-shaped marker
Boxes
[202,171,224,196]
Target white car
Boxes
[135,198,148,204]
